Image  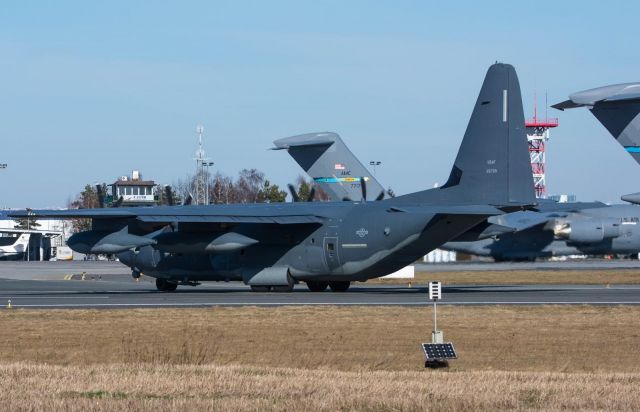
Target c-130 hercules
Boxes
[12,63,535,291]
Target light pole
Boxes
[204,162,214,204]
[25,208,33,262]
[369,161,381,176]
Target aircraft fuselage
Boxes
[118,201,484,283]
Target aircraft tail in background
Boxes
[553,83,640,164]
[272,132,388,201]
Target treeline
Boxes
[173,169,329,205]
[69,169,328,209]
[173,169,285,204]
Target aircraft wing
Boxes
[387,204,502,216]
[9,209,136,219]
[9,206,325,225]
[0,228,64,236]
[135,215,323,224]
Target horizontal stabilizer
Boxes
[551,99,582,111]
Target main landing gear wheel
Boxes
[328,281,350,292]
[250,284,294,292]
[250,285,271,292]
[306,281,329,292]
[156,278,178,292]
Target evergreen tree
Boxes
[258,180,287,203]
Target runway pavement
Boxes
[416,259,640,272]
[0,261,639,308]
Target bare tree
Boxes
[209,172,234,204]
[235,169,265,203]
[172,174,196,203]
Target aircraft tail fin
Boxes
[553,83,640,165]
[272,132,387,201]
[398,63,535,207]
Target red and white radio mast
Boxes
[525,93,558,198]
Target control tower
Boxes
[525,95,558,198]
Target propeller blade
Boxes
[95,184,105,208]
[307,187,316,202]
[183,193,193,206]
[375,191,385,201]
[360,177,367,201]
[164,186,174,206]
[287,184,300,202]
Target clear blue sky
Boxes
[1,1,638,208]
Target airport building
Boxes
[0,210,71,261]
[110,170,158,207]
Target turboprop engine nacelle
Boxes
[554,219,620,243]
[67,229,156,254]
[621,192,640,205]
[153,231,259,254]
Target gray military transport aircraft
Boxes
[276,98,640,262]
[11,63,536,291]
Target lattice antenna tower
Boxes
[525,91,558,199]
[194,125,209,205]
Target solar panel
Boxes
[421,343,457,360]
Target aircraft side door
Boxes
[323,236,341,272]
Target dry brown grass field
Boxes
[1,306,639,410]
[1,362,639,411]
[371,269,640,285]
